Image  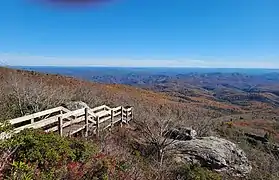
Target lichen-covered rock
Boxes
[63,101,90,111]
[169,136,252,177]
[165,127,197,141]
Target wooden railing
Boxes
[3,105,133,138]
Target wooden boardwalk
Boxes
[3,104,133,138]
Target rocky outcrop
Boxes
[165,127,197,141]
[62,101,90,111]
[168,136,252,177]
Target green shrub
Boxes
[176,164,222,180]
[8,161,34,180]
[70,138,96,163]
[2,129,97,179]
[9,129,75,169]
[0,120,12,133]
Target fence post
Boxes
[85,108,89,138]
[58,116,63,136]
[69,113,76,137]
[96,116,100,137]
[120,106,124,127]
[31,118,34,124]
[125,108,128,123]
[110,109,114,132]
[131,107,134,122]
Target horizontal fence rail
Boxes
[1,104,133,139]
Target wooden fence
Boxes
[3,105,133,138]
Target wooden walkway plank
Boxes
[14,115,60,133]
[113,106,122,112]
[62,123,86,136]
[60,108,85,119]
[91,105,108,113]
[10,106,64,125]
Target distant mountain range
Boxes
[13,66,279,110]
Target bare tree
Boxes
[2,72,74,117]
[134,106,180,167]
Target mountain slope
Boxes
[0,67,223,125]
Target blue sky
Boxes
[0,0,278,68]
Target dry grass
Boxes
[2,67,279,179]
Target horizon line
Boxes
[7,65,279,70]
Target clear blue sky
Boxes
[0,0,278,68]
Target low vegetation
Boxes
[1,67,279,179]
[0,129,137,180]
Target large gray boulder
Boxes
[168,136,252,177]
[63,101,90,111]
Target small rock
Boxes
[165,127,197,141]
[244,133,269,144]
